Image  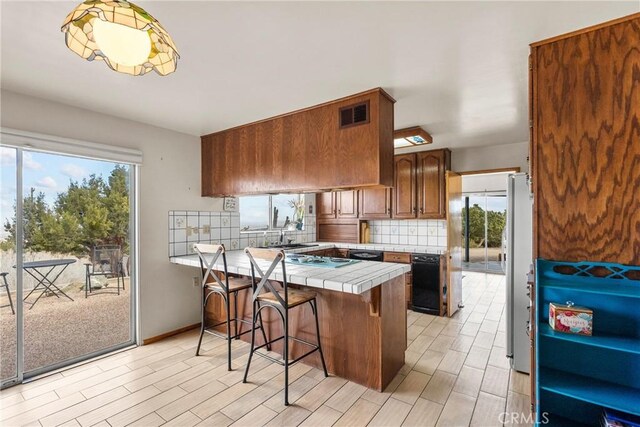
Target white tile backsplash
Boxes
[368,219,448,252]
[169,210,317,257]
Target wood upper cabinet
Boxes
[359,188,392,219]
[317,190,359,219]
[337,190,358,218]
[316,192,337,219]
[393,154,417,219]
[201,88,395,196]
[393,149,450,220]
[531,13,640,264]
[417,150,451,219]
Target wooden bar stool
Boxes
[193,243,269,370]
[242,248,328,406]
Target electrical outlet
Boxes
[192,276,200,287]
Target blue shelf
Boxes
[539,367,640,416]
[539,324,640,355]
[539,279,640,299]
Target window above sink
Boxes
[239,193,305,233]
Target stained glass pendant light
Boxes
[61,0,179,76]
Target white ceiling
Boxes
[1,1,637,149]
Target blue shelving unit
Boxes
[535,259,640,426]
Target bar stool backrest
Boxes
[193,243,229,292]
[244,248,287,307]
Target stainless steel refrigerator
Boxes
[504,173,533,373]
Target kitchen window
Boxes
[239,194,305,232]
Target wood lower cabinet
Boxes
[393,149,450,220]
[393,154,417,219]
[359,188,392,219]
[383,252,413,308]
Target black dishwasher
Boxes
[411,254,441,315]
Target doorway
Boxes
[462,192,507,273]
[0,145,138,388]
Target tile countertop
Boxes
[170,247,411,295]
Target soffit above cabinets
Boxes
[201,88,395,197]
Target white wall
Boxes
[1,90,218,341]
[462,172,512,194]
[451,141,529,173]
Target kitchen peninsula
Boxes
[171,246,410,391]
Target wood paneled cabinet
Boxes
[316,191,359,219]
[393,149,451,220]
[359,188,392,219]
[317,192,337,219]
[393,154,417,219]
[337,191,359,218]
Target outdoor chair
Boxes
[1,272,15,314]
[85,244,126,298]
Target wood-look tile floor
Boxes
[0,272,532,427]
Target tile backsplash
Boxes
[169,210,316,257]
[367,219,448,250]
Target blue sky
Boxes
[0,147,124,238]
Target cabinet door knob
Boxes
[387,208,391,214]
[420,208,424,214]
[412,207,417,214]
[338,209,341,215]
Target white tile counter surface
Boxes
[170,246,411,295]
[302,242,446,255]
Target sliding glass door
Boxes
[0,147,19,385]
[1,147,137,387]
[462,192,507,273]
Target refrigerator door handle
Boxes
[505,175,515,362]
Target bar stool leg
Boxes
[242,301,257,384]
[195,287,207,356]
[233,292,239,340]
[256,301,270,351]
[312,299,328,377]
[225,293,232,371]
[283,308,289,406]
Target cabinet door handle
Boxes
[419,208,424,214]
[387,208,391,214]
[412,207,417,214]
[338,209,341,215]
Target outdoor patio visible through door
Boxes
[0,144,138,387]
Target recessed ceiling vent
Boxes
[339,101,370,129]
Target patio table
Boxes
[17,259,77,309]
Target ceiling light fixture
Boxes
[61,0,179,76]
[393,126,433,148]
